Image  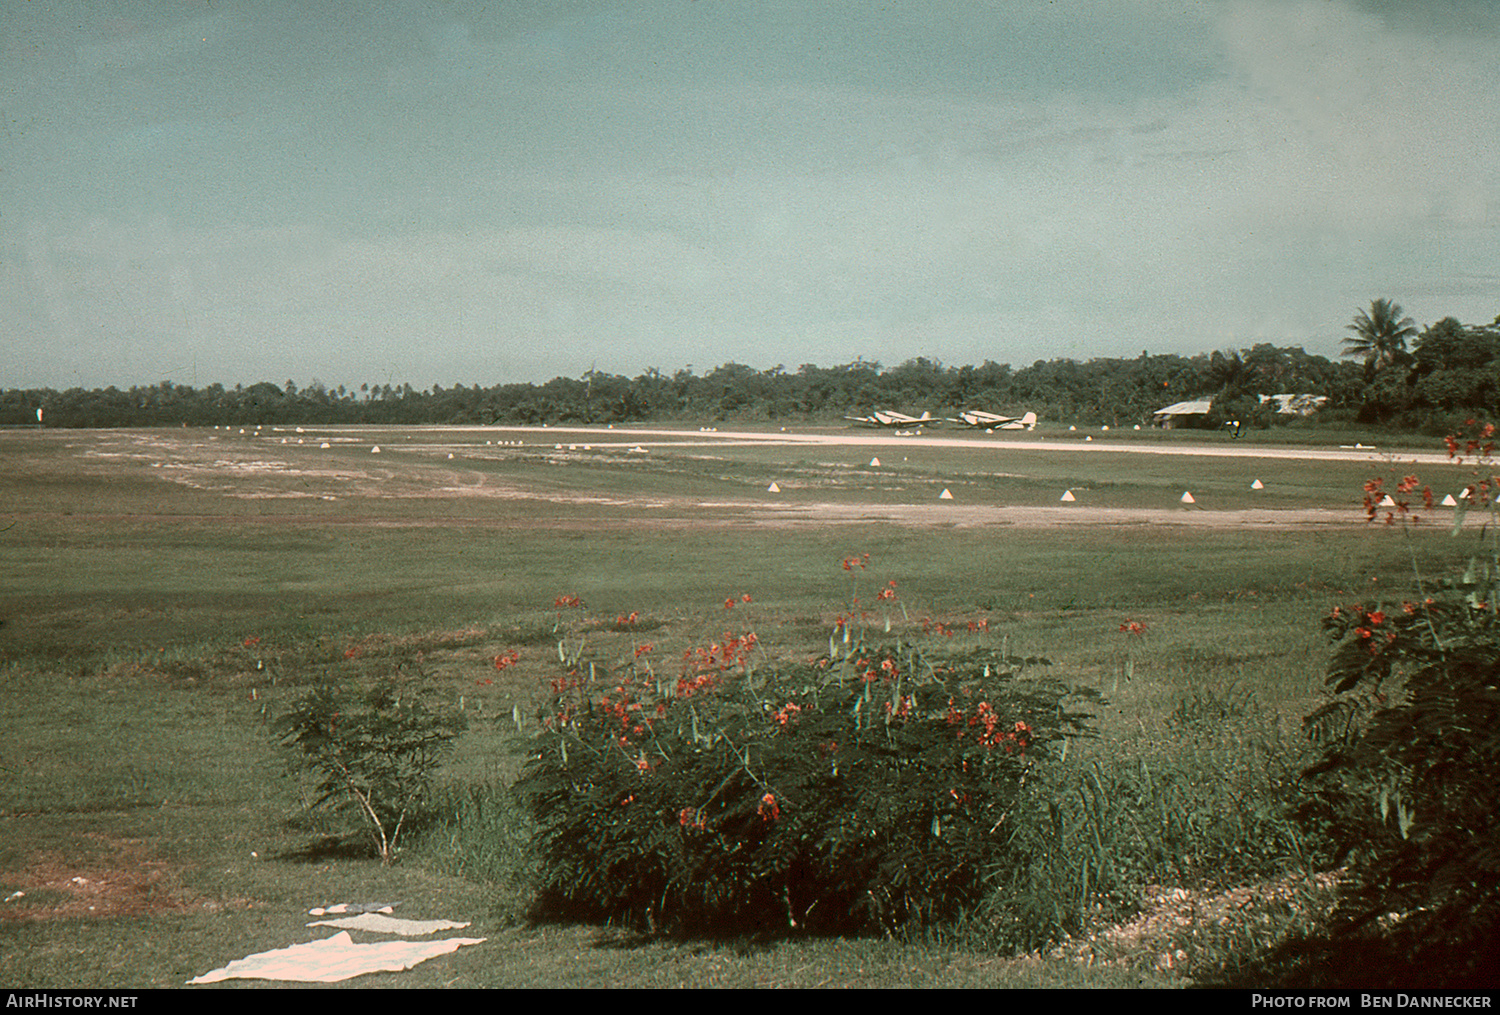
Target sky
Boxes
[3,0,1498,393]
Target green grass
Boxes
[1,424,1480,988]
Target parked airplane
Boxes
[844,410,938,428]
[948,410,1038,431]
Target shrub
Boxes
[1245,419,1500,987]
[1271,596,1500,987]
[275,668,466,864]
[515,632,1100,939]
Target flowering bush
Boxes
[515,589,1098,937]
[1263,421,1500,987]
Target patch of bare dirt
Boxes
[688,501,1363,530]
[0,832,219,923]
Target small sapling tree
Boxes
[275,670,466,865]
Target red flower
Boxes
[758,792,780,822]
[741,593,753,603]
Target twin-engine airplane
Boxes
[843,409,937,428]
[948,410,1038,431]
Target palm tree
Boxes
[1342,298,1418,380]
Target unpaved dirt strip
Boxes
[266,424,1446,465]
[9,427,1473,531]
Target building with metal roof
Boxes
[1151,399,1213,428]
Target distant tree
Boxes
[1342,299,1418,381]
[1411,317,1500,374]
[1208,348,1250,397]
[1407,316,1500,419]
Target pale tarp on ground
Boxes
[307,913,471,935]
[188,930,485,984]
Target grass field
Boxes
[0,423,1487,988]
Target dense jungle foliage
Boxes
[6,307,1497,432]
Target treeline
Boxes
[4,313,1496,431]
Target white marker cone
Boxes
[1379,495,1396,507]
[447,453,454,459]
[1180,491,1195,504]
[1441,493,1457,506]
[1251,479,1264,490]
[939,488,953,500]
[371,446,380,453]
[320,442,330,449]
[1060,490,1076,502]
[870,457,881,467]
[767,482,781,493]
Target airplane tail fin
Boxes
[1021,411,1037,429]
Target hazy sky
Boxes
[4,0,1498,392]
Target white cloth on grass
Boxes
[188,931,485,984]
[307,912,471,935]
[307,902,397,916]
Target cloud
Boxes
[1213,0,1500,231]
